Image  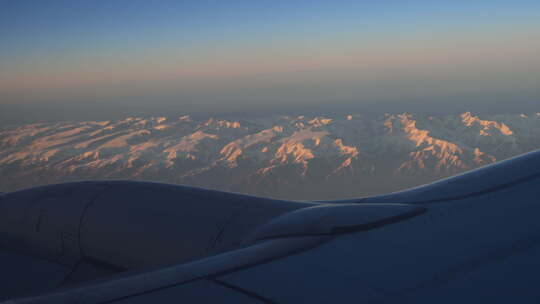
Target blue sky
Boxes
[1,0,539,117]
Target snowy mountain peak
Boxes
[460,112,514,136]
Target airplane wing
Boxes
[1,149,540,303]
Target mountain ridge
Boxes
[1,112,539,200]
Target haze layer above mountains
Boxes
[1,112,539,200]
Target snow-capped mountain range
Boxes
[1,112,540,200]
